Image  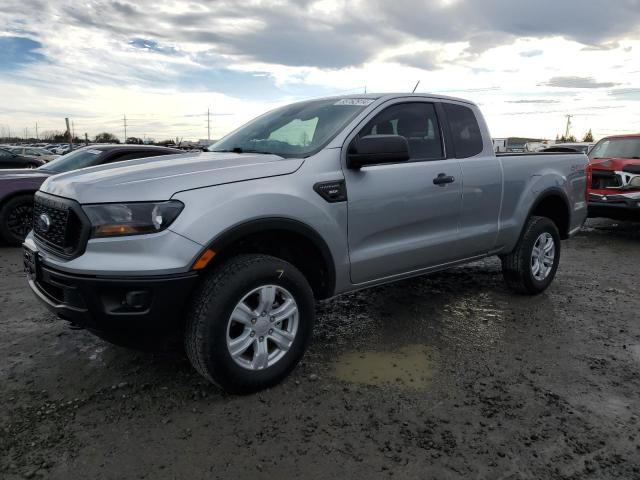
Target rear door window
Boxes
[443,103,484,158]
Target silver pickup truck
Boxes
[24,93,588,393]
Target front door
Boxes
[344,101,463,284]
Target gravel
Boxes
[1,218,639,479]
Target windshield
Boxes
[589,137,640,160]
[209,98,374,158]
[40,147,102,173]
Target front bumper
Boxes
[588,191,640,220]
[24,243,199,333]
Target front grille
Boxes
[33,193,88,258]
[591,170,622,189]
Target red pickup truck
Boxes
[588,134,640,220]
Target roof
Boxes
[294,92,477,107]
[598,133,640,140]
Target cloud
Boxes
[581,41,620,51]
[0,0,638,140]
[542,76,620,89]
[506,99,559,104]
[389,51,439,70]
[129,38,178,55]
[520,49,543,57]
[609,88,640,100]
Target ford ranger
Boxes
[23,94,588,393]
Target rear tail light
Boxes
[585,163,592,201]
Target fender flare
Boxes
[205,217,336,297]
[525,186,572,239]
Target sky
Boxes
[0,0,639,142]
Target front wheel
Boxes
[0,194,34,246]
[501,216,561,295]
[184,254,315,394]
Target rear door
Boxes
[442,102,502,256]
[343,100,463,284]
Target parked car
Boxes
[0,145,184,245]
[587,134,640,220]
[0,148,46,169]
[6,146,60,162]
[539,142,594,154]
[23,94,588,393]
[51,145,72,155]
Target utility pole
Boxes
[123,114,128,143]
[207,108,211,141]
[65,118,73,151]
[85,132,89,146]
[72,121,76,140]
[564,114,573,139]
[35,122,39,140]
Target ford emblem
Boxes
[37,213,52,233]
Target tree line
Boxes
[0,130,181,146]
[556,129,594,143]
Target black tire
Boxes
[501,216,561,295]
[0,194,35,246]
[185,254,315,394]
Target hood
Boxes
[590,157,640,172]
[40,152,304,204]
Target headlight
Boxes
[83,201,184,238]
[630,176,640,188]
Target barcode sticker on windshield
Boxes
[334,98,375,106]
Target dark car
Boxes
[0,145,184,245]
[0,148,46,169]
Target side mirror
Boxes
[347,135,410,169]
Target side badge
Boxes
[314,181,347,203]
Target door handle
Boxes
[433,173,455,186]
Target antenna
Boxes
[412,80,420,93]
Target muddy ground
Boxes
[1,219,639,479]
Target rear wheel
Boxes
[501,216,561,295]
[0,194,34,246]
[185,254,315,394]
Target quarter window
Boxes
[359,103,444,160]
[443,103,483,158]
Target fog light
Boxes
[124,291,151,310]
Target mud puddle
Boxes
[333,344,438,389]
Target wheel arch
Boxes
[202,217,336,300]
[0,190,37,210]
[526,187,571,240]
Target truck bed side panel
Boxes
[495,153,588,253]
